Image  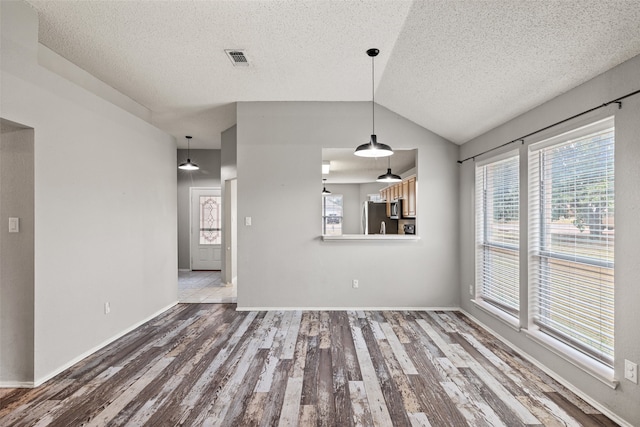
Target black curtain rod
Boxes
[457,88,640,164]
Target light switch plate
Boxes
[9,217,19,233]
[625,359,638,384]
[245,217,252,226]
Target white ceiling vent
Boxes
[225,49,249,66]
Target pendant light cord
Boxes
[372,54,375,135]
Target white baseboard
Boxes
[221,280,236,288]
[218,277,238,287]
[460,309,632,427]
[0,381,35,388]
[33,301,178,387]
[235,306,460,312]
[178,268,191,272]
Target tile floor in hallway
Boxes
[178,270,236,303]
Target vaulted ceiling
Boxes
[25,0,640,149]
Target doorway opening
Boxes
[177,270,235,303]
[178,187,236,303]
[0,118,35,386]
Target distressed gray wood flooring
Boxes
[0,304,618,426]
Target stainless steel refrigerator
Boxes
[362,201,398,234]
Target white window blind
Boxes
[529,118,614,367]
[476,154,520,317]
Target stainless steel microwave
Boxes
[390,199,401,219]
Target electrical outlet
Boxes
[625,359,638,384]
[9,217,19,233]
[352,279,359,289]
[469,284,474,296]
[104,302,111,315]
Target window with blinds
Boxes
[529,117,614,367]
[475,153,520,318]
[322,194,343,236]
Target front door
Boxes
[191,188,222,270]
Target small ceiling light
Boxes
[354,48,393,158]
[322,161,331,174]
[178,136,199,171]
[322,179,331,195]
[376,157,402,183]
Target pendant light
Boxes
[178,136,199,170]
[322,179,331,195]
[376,157,402,183]
[354,48,393,158]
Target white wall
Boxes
[1,1,177,384]
[177,149,221,270]
[0,124,34,385]
[236,101,459,309]
[359,182,387,204]
[324,183,360,234]
[459,54,640,425]
[221,125,237,184]
[221,125,237,284]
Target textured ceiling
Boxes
[25,0,640,149]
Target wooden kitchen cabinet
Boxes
[401,180,409,216]
[407,176,416,217]
[380,175,416,218]
[380,188,391,217]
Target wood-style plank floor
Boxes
[0,304,618,426]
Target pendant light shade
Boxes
[354,48,393,158]
[179,160,199,171]
[376,157,402,183]
[355,135,393,158]
[376,168,402,183]
[322,179,331,195]
[178,136,199,170]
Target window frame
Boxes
[321,193,344,236]
[527,116,615,369]
[474,150,521,323]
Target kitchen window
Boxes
[475,152,520,320]
[322,194,343,236]
[528,117,615,367]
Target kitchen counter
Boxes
[321,234,419,241]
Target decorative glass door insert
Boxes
[199,195,221,245]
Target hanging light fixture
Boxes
[322,179,331,195]
[178,136,199,170]
[376,156,402,182]
[354,48,393,158]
